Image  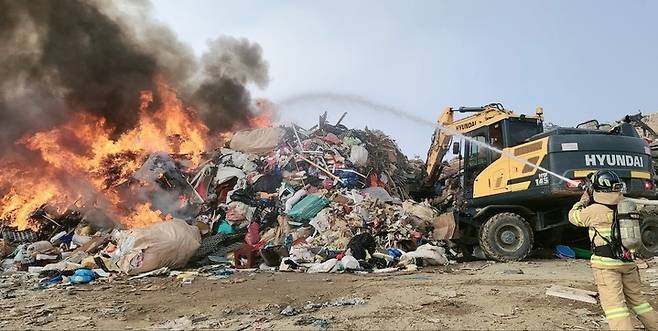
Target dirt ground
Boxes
[1,259,657,330]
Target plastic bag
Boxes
[287,195,329,222]
[217,221,235,235]
[27,241,58,257]
[338,255,360,270]
[289,245,314,263]
[307,258,338,273]
[229,127,283,154]
[335,170,359,189]
[349,145,369,167]
[285,189,307,212]
[361,187,394,202]
[309,208,331,234]
[346,233,376,260]
[226,201,254,222]
[323,133,342,144]
[69,268,97,284]
[260,245,288,267]
[252,174,282,193]
[116,219,201,275]
[402,200,439,221]
[342,136,362,146]
[399,244,447,266]
[213,166,245,185]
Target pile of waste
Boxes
[0,113,457,286]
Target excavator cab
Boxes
[461,116,543,198]
[426,103,544,185]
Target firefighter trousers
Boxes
[592,264,658,330]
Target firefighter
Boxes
[569,170,657,330]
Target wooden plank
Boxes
[550,285,598,296]
[546,285,598,304]
[546,289,597,304]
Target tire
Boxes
[637,212,658,258]
[479,212,534,262]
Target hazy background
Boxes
[151,0,658,158]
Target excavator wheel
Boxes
[637,211,658,258]
[479,212,534,262]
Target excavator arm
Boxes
[425,103,516,184]
[425,107,456,184]
[623,113,658,140]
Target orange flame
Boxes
[0,81,273,230]
[0,166,75,230]
[0,81,207,229]
[252,98,275,128]
[121,202,170,228]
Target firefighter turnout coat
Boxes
[569,194,657,330]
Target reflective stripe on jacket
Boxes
[568,202,635,268]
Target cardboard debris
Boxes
[546,285,598,304]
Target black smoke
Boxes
[194,37,270,132]
[0,0,269,150]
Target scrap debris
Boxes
[587,112,658,177]
[0,112,456,286]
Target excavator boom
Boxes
[425,103,518,183]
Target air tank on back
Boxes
[617,199,642,251]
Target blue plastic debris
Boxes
[69,268,97,284]
[555,245,576,259]
[387,247,403,258]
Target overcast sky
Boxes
[151,0,658,158]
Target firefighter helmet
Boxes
[589,170,625,193]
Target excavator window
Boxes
[489,123,504,162]
[505,118,543,147]
[465,134,490,198]
[468,135,489,166]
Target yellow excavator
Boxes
[425,103,657,261]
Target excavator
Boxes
[425,103,658,261]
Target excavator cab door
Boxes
[463,123,506,198]
[464,128,491,198]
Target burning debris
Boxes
[1,84,213,230]
[1,109,457,279]
[0,0,468,285]
[0,1,268,144]
[0,0,270,231]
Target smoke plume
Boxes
[0,0,269,149]
[194,37,270,132]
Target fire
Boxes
[0,80,216,230]
[0,166,75,230]
[0,79,274,230]
[249,109,274,129]
[21,82,209,191]
[252,98,275,128]
[215,99,274,145]
[121,202,170,228]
